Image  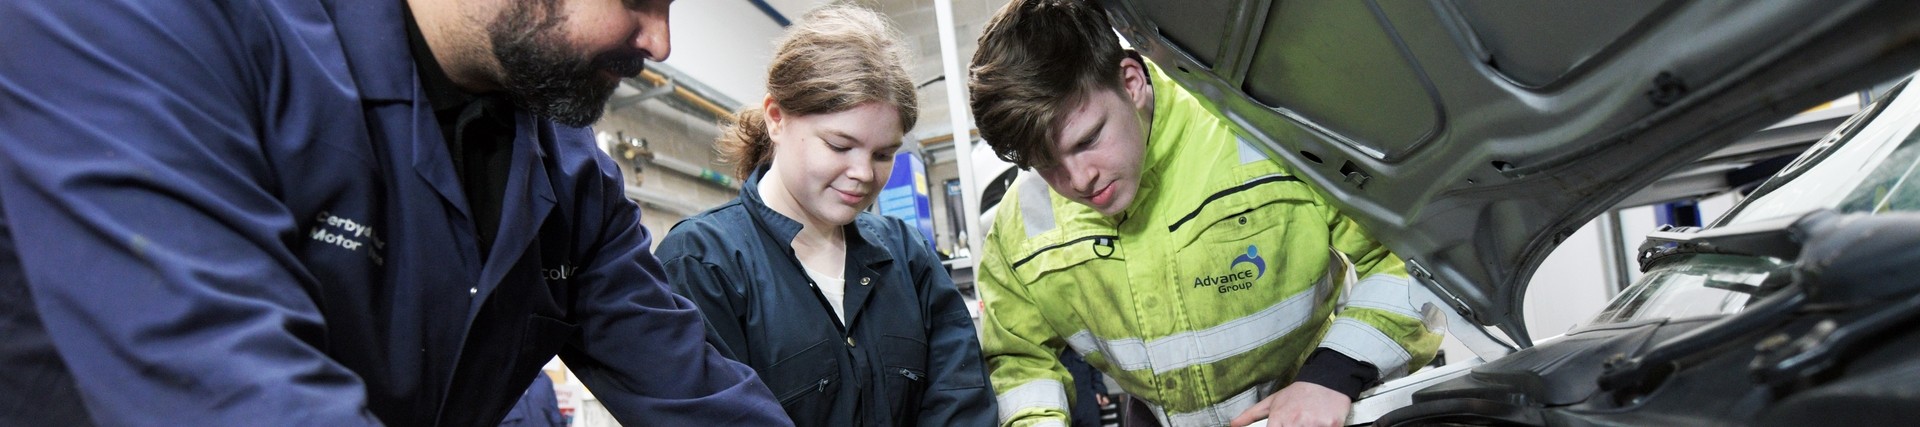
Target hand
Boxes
[1228,382,1350,427]
[1096,394,1110,407]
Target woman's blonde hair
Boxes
[717,4,918,179]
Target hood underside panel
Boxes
[1101,0,1920,344]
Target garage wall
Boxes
[592,98,739,251]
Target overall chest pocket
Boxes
[768,338,842,424]
[1170,186,1328,313]
[880,334,929,425]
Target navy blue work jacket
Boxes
[499,374,566,427]
[656,170,997,427]
[0,0,788,425]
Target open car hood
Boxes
[1100,0,1920,347]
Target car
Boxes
[1096,0,1920,425]
[1369,74,1920,427]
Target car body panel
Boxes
[1099,0,1920,346]
[1374,70,1920,425]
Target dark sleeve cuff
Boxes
[1293,349,1380,401]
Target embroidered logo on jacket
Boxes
[1194,245,1265,294]
[543,264,578,281]
[311,211,386,266]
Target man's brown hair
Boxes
[968,0,1128,170]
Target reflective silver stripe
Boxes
[1030,420,1067,427]
[1064,330,1100,358]
[1237,137,1269,165]
[1344,273,1420,318]
[1063,279,1322,374]
[997,379,1069,423]
[1146,381,1279,427]
[1321,317,1415,381]
[1016,172,1056,237]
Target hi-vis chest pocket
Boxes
[1167,174,1309,248]
[1010,234,1123,285]
[1169,175,1321,302]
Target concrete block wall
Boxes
[590,100,740,250]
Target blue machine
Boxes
[1655,200,1703,228]
[878,152,937,249]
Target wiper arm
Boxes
[1636,214,1803,271]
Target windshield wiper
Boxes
[1636,214,1804,271]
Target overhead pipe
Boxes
[610,74,675,110]
[746,0,791,27]
[646,155,739,190]
[613,65,739,122]
[597,131,738,191]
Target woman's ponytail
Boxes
[716,107,775,179]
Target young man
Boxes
[967,1,1443,426]
[0,0,788,425]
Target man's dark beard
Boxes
[489,1,648,127]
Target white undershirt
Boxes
[801,264,847,324]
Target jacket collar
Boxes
[1113,57,1181,223]
[741,167,896,327]
[324,0,416,103]
[1142,57,1182,185]
[321,0,468,219]
[740,167,895,269]
[321,0,557,307]
[740,166,807,250]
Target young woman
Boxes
[655,5,995,426]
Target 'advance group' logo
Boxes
[1194,245,1266,294]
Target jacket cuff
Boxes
[1293,348,1380,401]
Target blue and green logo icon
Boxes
[1231,245,1265,279]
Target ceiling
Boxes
[659,0,1012,142]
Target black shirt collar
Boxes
[403,10,517,253]
[403,13,476,115]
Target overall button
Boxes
[846,337,857,348]
[859,277,871,286]
[468,287,477,297]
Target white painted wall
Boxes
[662,1,795,106]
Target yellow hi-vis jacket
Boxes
[978,60,1443,427]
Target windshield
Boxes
[1725,80,1920,224]
[1597,77,1920,327]
[1589,254,1790,325]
